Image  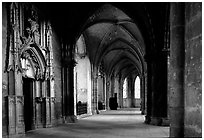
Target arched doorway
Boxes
[20,47,47,131]
[21,51,36,132]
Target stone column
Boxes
[110,75,115,97]
[153,53,169,126]
[63,44,77,123]
[127,76,134,108]
[145,50,169,126]
[103,76,107,110]
[145,60,152,124]
[163,3,170,126]
[150,61,159,125]
[169,3,185,137]
[144,73,148,115]
[97,75,103,105]
[61,42,67,122]
[66,60,77,122]
[130,76,135,108]
[97,73,105,111]
[140,74,145,115]
[114,75,120,105]
[61,65,66,120]
[118,76,123,108]
[92,69,99,114]
[105,77,111,110]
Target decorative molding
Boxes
[98,60,105,77]
[6,3,56,136]
[8,96,16,104]
[16,96,24,105]
[7,3,55,81]
[6,3,22,73]
[50,97,56,103]
[35,97,43,103]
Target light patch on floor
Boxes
[24,108,169,138]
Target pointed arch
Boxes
[20,44,47,80]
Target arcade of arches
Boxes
[2,2,202,138]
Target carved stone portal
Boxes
[6,3,55,137]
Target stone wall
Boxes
[52,27,63,124]
[1,3,63,136]
[75,57,89,103]
[2,3,9,137]
[184,2,202,137]
[123,98,141,108]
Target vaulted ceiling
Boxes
[35,2,167,79]
[82,4,145,78]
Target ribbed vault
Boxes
[81,4,146,78]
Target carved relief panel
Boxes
[6,3,55,136]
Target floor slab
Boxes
[24,108,169,138]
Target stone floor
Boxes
[24,108,169,138]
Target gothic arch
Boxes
[74,34,92,116]
[74,4,148,114]
[20,45,47,80]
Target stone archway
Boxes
[77,4,147,114]
[20,47,46,130]
[74,35,92,116]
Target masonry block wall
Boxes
[184,3,202,137]
[2,4,9,137]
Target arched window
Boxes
[134,76,140,98]
[123,78,128,98]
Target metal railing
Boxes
[76,102,87,115]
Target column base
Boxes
[147,116,169,126]
[145,115,151,124]
[43,124,52,128]
[170,126,184,137]
[145,116,169,126]
[162,118,170,126]
[141,110,145,115]
[92,109,99,114]
[63,115,77,123]
[35,123,44,129]
[150,117,162,126]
